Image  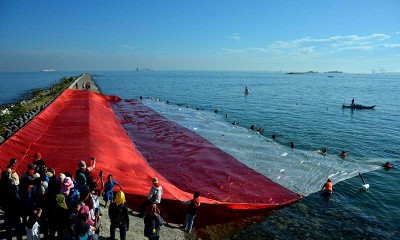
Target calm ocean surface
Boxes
[1,71,399,239]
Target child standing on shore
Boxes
[103,174,122,208]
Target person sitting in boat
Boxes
[340,151,347,158]
[321,178,333,196]
[383,162,393,169]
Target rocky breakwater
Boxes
[0,75,78,144]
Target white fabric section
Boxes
[144,100,380,196]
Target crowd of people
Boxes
[0,154,201,240]
[0,154,101,240]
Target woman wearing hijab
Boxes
[108,191,129,240]
[49,194,69,238]
[144,204,163,240]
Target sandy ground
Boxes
[96,197,194,240]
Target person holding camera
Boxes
[75,157,96,185]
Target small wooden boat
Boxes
[342,104,375,109]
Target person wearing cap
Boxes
[75,157,96,184]
[139,178,163,218]
[109,191,129,240]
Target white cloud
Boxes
[228,33,241,41]
[383,43,400,48]
[396,32,400,35]
[269,33,391,53]
[223,33,400,57]
[222,47,266,54]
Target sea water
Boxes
[1,71,399,239]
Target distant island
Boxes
[286,70,343,74]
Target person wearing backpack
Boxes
[108,191,129,240]
[144,204,163,240]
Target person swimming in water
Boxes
[249,125,255,130]
[290,142,296,148]
[244,86,249,95]
[340,151,347,158]
[321,178,333,201]
[383,162,393,169]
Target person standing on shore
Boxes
[103,174,122,208]
[25,208,42,240]
[144,204,163,240]
[33,152,46,177]
[181,192,201,233]
[4,172,23,240]
[139,178,163,218]
[75,157,96,185]
[109,191,129,240]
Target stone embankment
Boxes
[0,75,79,144]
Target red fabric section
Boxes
[0,90,301,223]
[111,100,301,206]
[0,90,193,202]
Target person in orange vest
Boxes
[321,178,333,196]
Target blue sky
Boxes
[0,0,399,72]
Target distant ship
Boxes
[41,69,56,72]
[136,68,151,71]
[326,71,343,73]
